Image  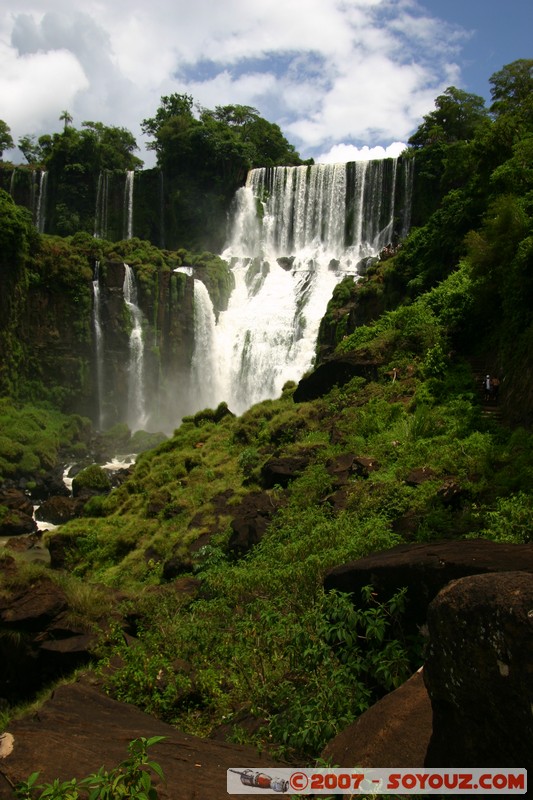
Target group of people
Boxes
[483,374,500,403]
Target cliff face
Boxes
[0,164,232,252]
[0,239,199,432]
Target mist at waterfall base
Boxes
[92,158,412,434]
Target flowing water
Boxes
[123,264,147,431]
[92,261,105,429]
[189,158,411,415]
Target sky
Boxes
[0,0,531,167]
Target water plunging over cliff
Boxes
[123,264,147,431]
[190,158,412,415]
[92,261,105,430]
[94,172,109,239]
[124,171,134,240]
[35,171,48,233]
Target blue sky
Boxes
[0,0,531,166]
[422,0,532,102]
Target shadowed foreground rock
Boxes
[324,540,533,636]
[321,669,431,768]
[424,571,533,769]
[0,678,287,800]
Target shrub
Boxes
[15,736,166,799]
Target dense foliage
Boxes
[0,97,305,250]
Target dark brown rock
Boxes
[0,578,68,628]
[405,466,436,486]
[227,491,278,557]
[0,490,33,518]
[293,354,380,402]
[424,571,533,769]
[0,498,36,536]
[0,578,97,703]
[324,540,533,638]
[321,670,431,767]
[260,455,310,488]
[326,453,379,485]
[35,495,84,524]
[0,678,287,800]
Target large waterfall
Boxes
[123,264,147,431]
[190,157,411,415]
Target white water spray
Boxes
[123,264,147,431]
[92,261,105,429]
[189,158,411,415]
[94,171,109,239]
[124,171,134,240]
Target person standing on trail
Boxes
[484,374,492,402]
[492,376,500,403]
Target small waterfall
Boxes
[92,261,105,429]
[190,280,220,410]
[9,169,16,197]
[195,157,413,415]
[124,171,134,240]
[401,157,415,238]
[94,171,109,239]
[35,171,48,233]
[123,264,147,431]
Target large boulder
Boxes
[293,354,380,402]
[321,669,431,768]
[260,455,311,489]
[0,489,36,536]
[0,677,287,800]
[324,540,533,637]
[424,571,533,769]
[35,495,84,524]
[227,491,279,557]
[0,575,96,704]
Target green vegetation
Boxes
[0,399,90,483]
[16,736,165,799]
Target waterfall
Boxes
[123,264,147,431]
[190,280,220,411]
[193,157,412,416]
[92,261,105,429]
[124,171,134,240]
[401,157,415,238]
[9,169,16,197]
[35,171,48,233]
[94,171,109,239]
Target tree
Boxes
[18,134,43,164]
[0,120,14,159]
[141,93,195,156]
[59,110,73,130]
[489,59,533,119]
[408,87,488,148]
[82,122,143,170]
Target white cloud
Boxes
[317,141,408,163]
[0,0,470,166]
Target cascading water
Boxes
[124,171,134,240]
[94,171,109,239]
[123,264,147,431]
[9,168,16,197]
[190,157,412,415]
[190,280,220,411]
[35,171,48,233]
[92,261,105,429]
